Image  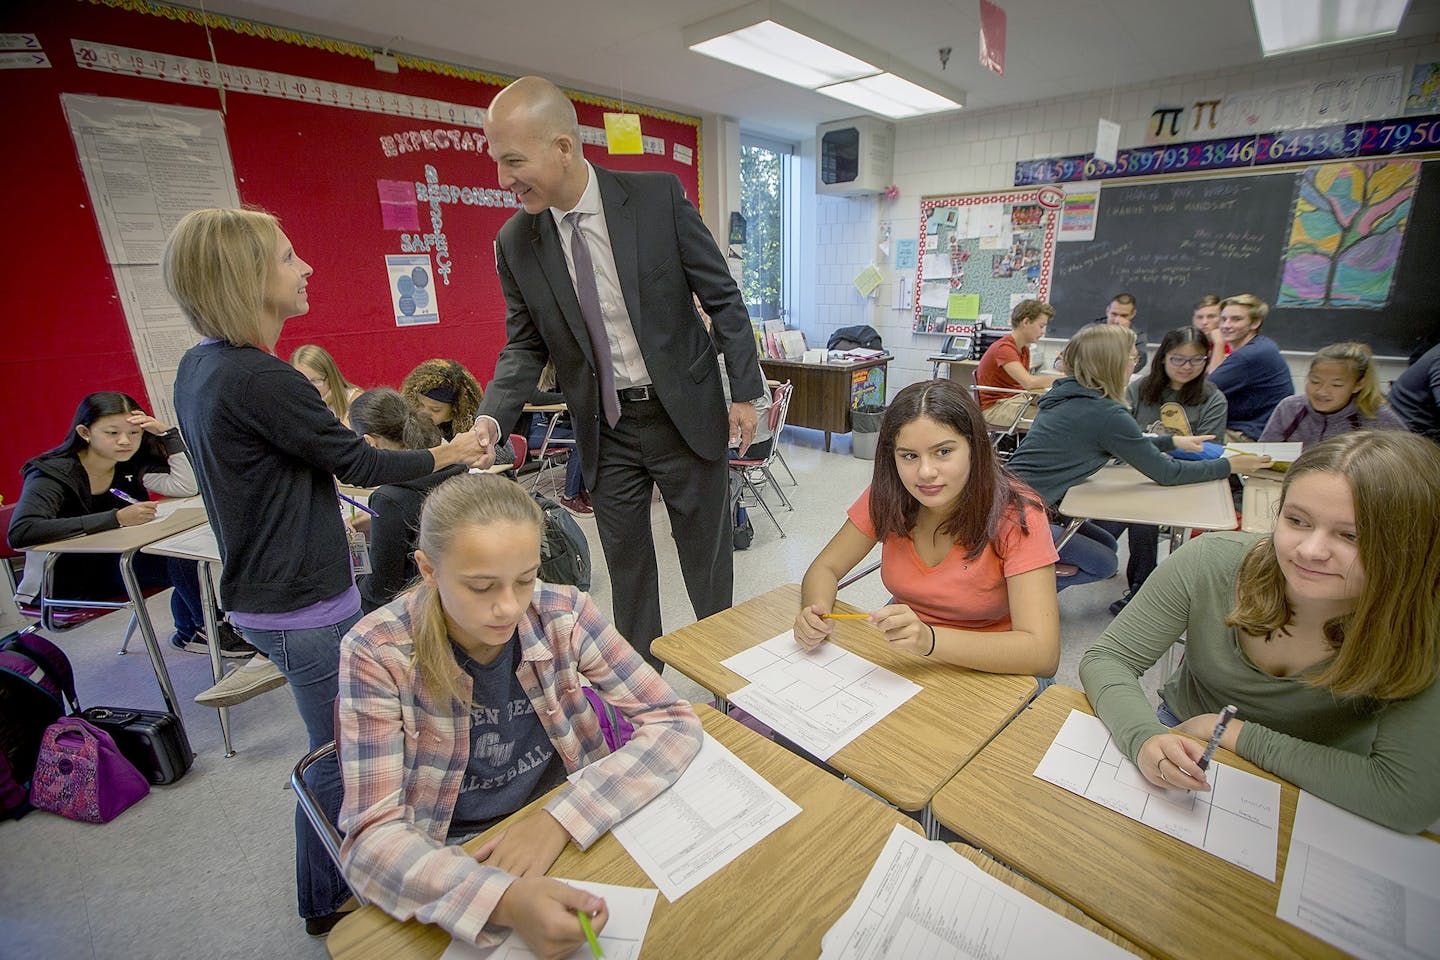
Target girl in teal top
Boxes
[1080,431,1440,833]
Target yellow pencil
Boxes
[820,613,870,620]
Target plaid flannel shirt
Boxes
[337,583,701,946]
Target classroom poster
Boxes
[851,366,887,409]
[913,188,1058,334]
[386,254,440,326]
[1058,182,1101,242]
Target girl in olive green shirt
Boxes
[1080,431,1440,834]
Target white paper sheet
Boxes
[153,496,202,519]
[438,880,657,960]
[1225,441,1304,463]
[722,631,921,761]
[1276,792,1440,960]
[149,522,219,562]
[1034,710,1281,879]
[820,825,1131,960]
[972,203,1004,239]
[591,732,799,902]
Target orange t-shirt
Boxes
[847,487,1058,632]
[974,333,1028,409]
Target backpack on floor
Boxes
[0,627,80,820]
[533,492,592,591]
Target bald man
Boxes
[474,77,764,669]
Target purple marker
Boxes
[1196,704,1238,772]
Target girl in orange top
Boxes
[794,379,1060,676]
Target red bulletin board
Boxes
[0,0,703,501]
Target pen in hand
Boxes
[109,487,140,504]
[1196,704,1239,772]
[820,613,869,620]
[577,909,604,959]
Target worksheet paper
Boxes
[1276,792,1440,960]
[1226,441,1304,463]
[820,825,1131,960]
[590,732,800,902]
[721,631,921,761]
[153,496,202,519]
[150,523,219,562]
[1033,710,1280,880]
[438,881,657,960]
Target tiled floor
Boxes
[0,426,1161,959]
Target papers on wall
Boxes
[1034,710,1281,880]
[386,254,441,327]
[821,825,1132,960]
[63,94,240,423]
[1225,441,1303,465]
[721,631,921,761]
[894,238,918,270]
[1058,182,1101,242]
[439,881,658,960]
[853,264,883,298]
[921,250,951,279]
[1276,792,1440,960]
[972,203,1004,239]
[1094,118,1121,166]
[590,733,799,902]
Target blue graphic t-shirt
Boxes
[446,635,565,841]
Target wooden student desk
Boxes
[30,506,209,723]
[759,355,890,452]
[1056,462,1235,550]
[327,705,925,960]
[930,685,1352,960]
[650,584,1037,836]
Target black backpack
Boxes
[827,325,883,351]
[0,627,80,819]
[533,493,592,591]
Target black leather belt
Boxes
[617,385,658,402]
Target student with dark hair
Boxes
[794,379,1060,677]
[1089,293,1147,372]
[1388,341,1440,443]
[8,391,247,656]
[349,388,468,613]
[1207,293,1294,440]
[1081,432,1440,833]
[1189,294,1228,372]
[403,358,514,464]
[1107,327,1231,613]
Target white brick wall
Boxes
[791,34,1440,396]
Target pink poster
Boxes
[979,0,1006,77]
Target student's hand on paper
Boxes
[116,501,158,526]
[793,604,833,648]
[728,401,757,456]
[1228,453,1272,475]
[474,810,570,878]
[1137,733,1209,791]
[490,877,608,960]
[1172,434,1215,453]
[126,411,172,435]
[869,603,928,656]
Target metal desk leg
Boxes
[197,561,235,757]
[117,547,184,719]
[1052,518,1084,551]
[921,803,939,840]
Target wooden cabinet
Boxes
[759,356,890,452]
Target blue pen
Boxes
[1196,704,1239,772]
[338,492,378,517]
[109,487,140,504]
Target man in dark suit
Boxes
[473,77,764,668]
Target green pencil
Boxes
[577,909,604,959]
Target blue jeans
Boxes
[1051,521,1119,590]
[528,413,585,499]
[239,612,361,919]
[1156,701,1183,726]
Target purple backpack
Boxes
[0,628,80,819]
[29,717,149,823]
[583,688,634,752]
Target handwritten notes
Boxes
[1034,710,1280,879]
[439,881,657,960]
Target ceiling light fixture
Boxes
[684,0,964,119]
[1251,0,1410,57]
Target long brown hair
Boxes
[409,473,544,704]
[290,344,360,421]
[870,379,1042,561]
[1226,431,1440,700]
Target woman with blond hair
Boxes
[1081,431,1440,833]
[338,472,699,955]
[163,207,488,936]
[1008,324,1271,589]
[291,343,363,425]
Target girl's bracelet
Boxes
[925,623,937,657]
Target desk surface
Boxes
[760,354,891,371]
[651,584,1036,811]
[931,685,1348,960]
[327,705,923,960]
[1241,474,1283,534]
[1059,463,1235,530]
[28,507,209,555]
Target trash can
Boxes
[851,404,885,460]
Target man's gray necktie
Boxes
[565,212,621,427]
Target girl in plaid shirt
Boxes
[338,473,701,956]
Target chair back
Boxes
[763,382,794,461]
[508,433,527,470]
[291,740,367,905]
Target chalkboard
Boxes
[1048,160,1440,357]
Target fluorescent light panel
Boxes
[817,73,962,119]
[690,21,878,88]
[1251,0,1409,56]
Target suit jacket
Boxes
[478,166,764,488]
